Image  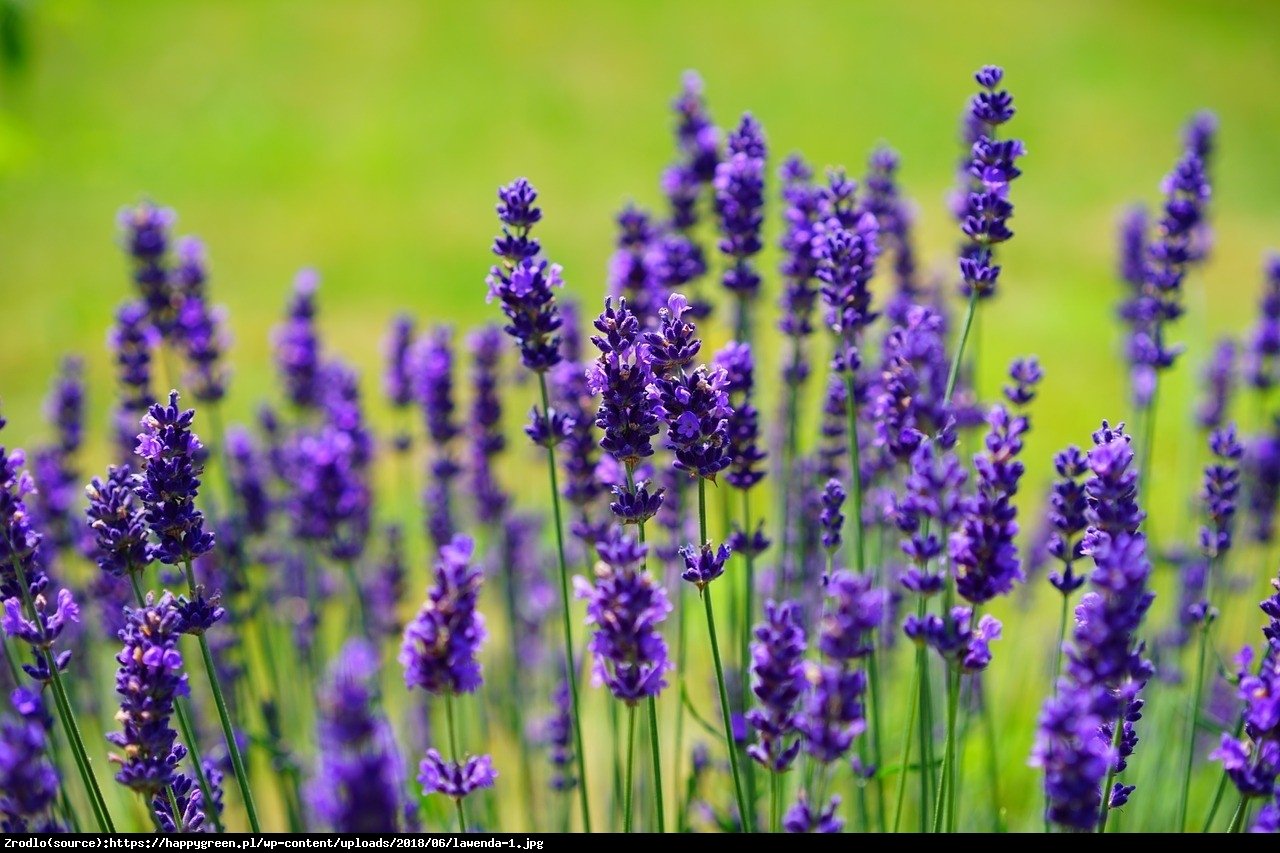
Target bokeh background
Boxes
[1,0,1279,830]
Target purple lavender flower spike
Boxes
[819,570,884,662]
[608,205,660,321]
[819,479,845,554]
[401,535,486,695]
[151,749,212,833]
[645,293,701,376]
[171,236,207,300]
[715,342,766,490]
[1045,447,1089,594]
[414,329,461,549]
[274,269,323,410]
[816,193,880,343]
[542,673,576,791]
[119,201,177,334]
[1195,339,1236,430]
[85,465,152,578]
[1032,684,1110,830]
[1247,428,1280,544]
[0,688,65,832]
[783,792,843,833]
[418,750,496,803]
[384,313,417,452]
[958,66,1025,300]
[467,325,508,525]
[648,359,732,481]
[778,155,822,387]
[107,592,188,796]
[1246,255,1280,392]
[309,640,414,831]
[111,301,159,461]
[176,293,229,404]
[1200,424,1243,562]
[871,345,924,464]
[663,71,719,229]
[488,179,564,373]
[715,113,766,329]
[576,528,672,703]
[31,356,85,549]
[949,406,1027,605]
[746,600,806,772]
[135,391,214,565]
[589,297,661,470]
[224,428,271,537]
[552,363,603,511]
[796,660,866,763]
[524,405,573,449]
[863,147,922,325]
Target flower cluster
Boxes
[274,270,323,410]
[715,114,767,313]
[746,600,807,772]
[0,689,64,832]
[401,535,486,696]
[715,342,766,490]
[488,179,564,373]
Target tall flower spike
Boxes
[1196,339,1236,430]
[0,688,65,832]
[111,301,159,461]
[31,356,85,549]
[1084,421,1143,536]
[107,592,188,796]
[863,147,922,325]
[575,528,672,703]
[816,188,880,342]
[1200,424,1243,561]
[309,640,415,831]
[274,269,323,410]
[134,391,214,565]
[715,113,767,327]
[467,325,508,525]
[820,479,846,554]
[1246,254,1280,392]
[401,535,486,695]
[607,205,660,321]
[958,65,1026,300]
[384,314,417,452]
[778,155,822,387]
[488,179,564,373]
[589,298,661,473]
[414,329,461,549]
[1045,447,1089,594]
[119,202,177,334]
[747,600,807,772]
[85,465,152,577]
[714,342,766,490]
[176,288,230,404]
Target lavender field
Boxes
[2,1,1280,836]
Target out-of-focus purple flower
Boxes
[119,202,177,334]
[488,179,564,374]
[819,571,884,661]
[817,374,848,483]
[274,269,323,410]
[134,391,214,565]
[903,606,1001,673]
[110,301,159,461]
[524,405,573,449]
[401,535,486,695]
[309,640,414,831]
[863,147,921,325]
[467,325,508,526]
[384,313,417,451]
[553,362,603,511]
[1200,424,1243,561]
[871,345,924,465]
[30,356,85,549]
[949,406,1027,605]
[778,155,822,387]
[418,750,496,802]
[819,479,845,554]
[1247,429,1280,544]
[576,529,672,703]
[85,464,152,578]
[715,342,766,490]
[365,525,408,641]
[783,792,843,833]
[1032,681,1110,830]
[224,428,271,538]
[1246,255,1280,391]
[0,688,65,832]
[608,205,660,321]
[746,600,806,772]
[715,114,766,325]
[413,329,460,549]
[107,592,188,796]
[664,71,720,230]
[171,236,207,300]
[816,194,880,343]
[542,672,576,792]
[957,66,1025,300]
[796,660,865,763]
[680,542,731,590]
[176,293,229,404]
[895,429,966,585]
[1252,797,1280,833]
[1004,357,1043,408]
[1195,339,1236,431]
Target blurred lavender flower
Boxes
[384,313,417,452]
[273,270,323,411]
[0,688,64,832]
[863,147,921,325]
[467,325,508,526]
[119,202,177,335]
[746,600,806,772]
[1045,447,1089,594]
[1195,339,1236,431]
[1246,255,1280,392]
[310,640,414,832]
[401,535,486,695]
[414,328,461,549]
[715,114,766,331]
[1200,424,1243,562]
[418,750,496,802]
[224,427,271,538]
[783,792,842,833]
[111,301,159,461]
[778,156,822,388]
[715,342,766,491]
[608,205,660,321]
[30,356,85,549]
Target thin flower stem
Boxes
[1137,378,1160,513]
[12,555,114,832]
[698,477,751,832]
[739,486,758,830]
[932,665,960,833]
[1226,793,1248,832]
[342,559,371,639]
[769,768,781,834]
[498,521,537,830]
[943,289,980,407]
[126,572,223,833]
[623,703,637,832]
[536,373,592,833]
[1178,619,1212,830]
[625,462,666,833]
[444,692,467,832]
[918,636,934,832]
[184,557,260,832]
[778,360,802,599]
[892,642,921,832]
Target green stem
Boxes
[1178,621,1212,831]
[342,559,371,639]
[623,703,637,832]
[698,478,751,831]
[444,692,467,832]
[739,487,758,831]
[979,682,1003,832]
[932,665,960,833]
[892,640,921,832]
[185,558,260,831]
[12,556,114,832]
[499,521,537,830]
[943,289,980,407]
[536,373,592,833]
[1227,793,1249,832]
[1137,379,1160,514]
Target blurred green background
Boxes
[1,0,1279,830]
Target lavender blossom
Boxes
[151,750,213,833]
[648,324,732,480]
[746,600,806,772]
[119,202,176,334]
[576,529,672,703]
[715,342,766,490]
[384,313,417,452]
[468,325,508,525]
[664,71,719,230]
[488,179,564,373]
[85,465,152,578]
[783,792,843,833]
[1200,424,1244,562]
[110,301,158,460]
[715,114,766,324]
[552,363,603,511]
[816,193,880,343]
[1045,447,1089,594]
[543,673,576,791]
[414,329,461,548]
[863,147,921,324]
[224,428,271,537]
[608,205,660,320]
[958,66,1026,299]
[31,356,85,548]
[418,750,497,802]
[588,298,661,469]
[401,535,486,695]
[777,156,822,387]
[0,689,64,832]
[176,293,229,403]
[310,640,414,832]
[134,391,214,565]
[819,479,845,554]
[107,592,188,796]
[1246,255,1280,392]
[274,269,323,410]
